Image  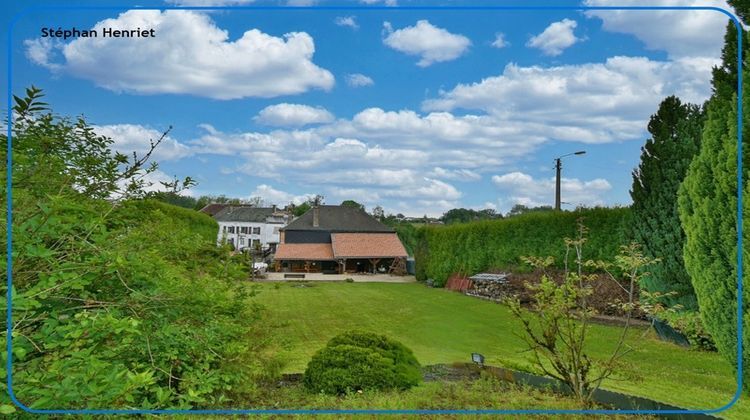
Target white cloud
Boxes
[584,0,730,59]
[26,10,334,99]
[346,73,375,87]
[491,171,612,212]
[428,167,481,181]
[361,0,398,5]
[526,19,582,56]
[335,16,359,29]
[254,103,335,127]
[93,124,192,161]
[423,56,715,143]
[491,33,509,48]
[383,20,471,67]
[249,184,314,206]
[167,0,256,5]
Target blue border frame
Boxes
[5,3,744,416]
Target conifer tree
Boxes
[631,96,703,310]
[678,20,750,387]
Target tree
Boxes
[1,87,272,410]
[341,200,365,211]
[728,0,750,28]
[506,204,554,218]
[311,194,325,206]
[630,96,704,311]
[246,196,265,207]
[293,202,311,217]
[678,22,750,388]
[440,207,501,224]
[508,222,659,406]
[372,205,385,220]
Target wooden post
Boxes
[369,258,381,273]
[339,259,346,274]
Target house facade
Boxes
[213,206,291,252]
[274,205,408,274]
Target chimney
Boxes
[272,204,277,213]
[313,206,320,227]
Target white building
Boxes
[212,206,291,252]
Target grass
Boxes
[254,281,748,418]
[242,375,635,418]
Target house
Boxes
[274,205,408,274]
[213,206,291,252]
[199,203,232,217]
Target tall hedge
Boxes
[678,22,750,389]
[630,96,703,311]
[415,207,630,286]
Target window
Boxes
[222,226,227,233]
[228,226,235,234]
[240,227,249,234]
[252,239,260,248]
[252,227,261,235]
[240,237,245,245]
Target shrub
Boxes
[415,207,630,286]
[661,312,717,352]
[0,87,273,411]
[303,331,421,394]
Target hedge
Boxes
[415,207,631,286]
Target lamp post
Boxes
[554,151,586,211]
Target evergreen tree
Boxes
[630,96,704,310]
[728,0,750,27]
[678,21,750,387]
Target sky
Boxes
[2,0,738,216]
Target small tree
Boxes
[508,221,660,406]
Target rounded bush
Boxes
[303,331,421,394]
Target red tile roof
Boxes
[274,243,334,260]
[331,233,408,259]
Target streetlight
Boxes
[554,151,586,211]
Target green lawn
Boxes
[254,281,748,418]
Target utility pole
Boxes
[555,158,562,211]
[554,151,587,211]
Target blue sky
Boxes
[2,0,736,216]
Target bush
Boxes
[0,87,273,411]
[303,331,421,394]
[661,312,717,352]
[415,207,630,286]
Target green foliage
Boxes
[303,331,421,394]
[678,24,750,390]
[340,200,365,211]
[1,88,273,410]
[630,96,704,310]
[250,375,585,412]
[415,207,630,285]
[440,207,502,224]
[660,311,717,352]
[151,191,200,210]
[293,202,311,217]
[508,223,658,405]
[506,204,554,218]
[728,0,750,25]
